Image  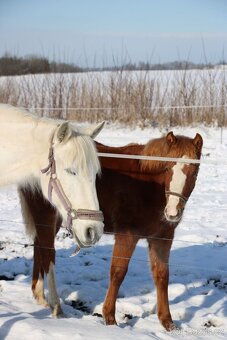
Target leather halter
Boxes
[41,130,104,237]
[165,191,188,203]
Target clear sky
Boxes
[0,0,227,66]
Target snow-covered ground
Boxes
[1,125,227,339]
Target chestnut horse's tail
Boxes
[18,187,37,240]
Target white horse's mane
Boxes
[65,134,101,176]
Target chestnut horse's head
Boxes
[163,132,203,223]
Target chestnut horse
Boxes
[18,131,203,330]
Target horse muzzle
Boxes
[164,208,183,223]
[72,220,104,248]
[71,209,104,246]
[164,191,187,223]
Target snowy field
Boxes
[0,124,227,339]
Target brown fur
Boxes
[19,131,203,331]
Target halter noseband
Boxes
[41,130,104,237]
[165,191,188,204]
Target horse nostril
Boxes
[86,227,95,242]
[166,211,182,223]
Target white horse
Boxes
[0,104,104,247]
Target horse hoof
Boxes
[104,316,117,326]
[52,305,64,318]
[162,320,178,331]
[53,312,65,319]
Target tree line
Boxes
[0,54,83,76]
[0,53,225,76]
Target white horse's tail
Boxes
[18,187,37,240]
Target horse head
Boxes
[40,121,105,247]
[163,131,203,223]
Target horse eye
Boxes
[65,168,77,176]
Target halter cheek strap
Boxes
[41,130,104,237]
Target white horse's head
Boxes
[40,121,104,247]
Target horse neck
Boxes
[96,142,142,173]
[0,106,56,186]
[96,141,166,182]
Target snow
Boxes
[1,125,227,339]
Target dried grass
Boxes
[0,68,226,127]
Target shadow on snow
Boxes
[0,241,226,336]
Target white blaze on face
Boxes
[165,157,188,218]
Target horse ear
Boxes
[193,133,203,151]
[166,131,177,146]
[56,122,72,143]
[85,121,105,139]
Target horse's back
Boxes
[0,104,29,123]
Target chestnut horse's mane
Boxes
[97,134,201,176]
[142,135,201,172]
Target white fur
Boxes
[33,273,48,307]
[18,187,37,239]
[0,104,104,246]
[165,156,187,218]
[46,262,62,316]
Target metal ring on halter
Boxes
[51,173,57,180]
[70,209,77,220]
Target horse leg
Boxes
[33,214,63,317]
[46,215,63,317]
[19,187,63,316]
[148,234,176,331]
[32,238,48,307]
[103,233,139,325]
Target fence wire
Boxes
[28,105,227,110]
[0,218,222,245]
[0,218,227,276]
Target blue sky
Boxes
[0,0,227,66]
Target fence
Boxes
[25,104,227,143]
[0,114,227,277]
[0,219,226,276]
[0,151,227,276]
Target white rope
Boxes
[27,104,227,111]
[97,152,222,165]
